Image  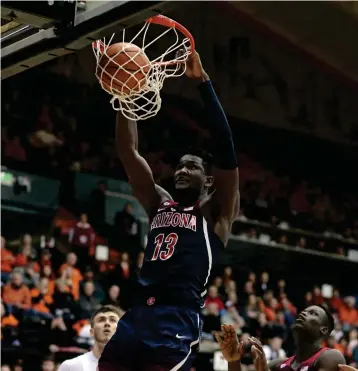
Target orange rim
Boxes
[146,14,195,54]
[93,15,195,66]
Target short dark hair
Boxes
[90,305,122,327]
[318,304,335,335]
[182,147,213,174]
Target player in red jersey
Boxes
[216,305,346,371]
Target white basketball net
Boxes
[93,17,192,121]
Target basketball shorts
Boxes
[98,305,202,371]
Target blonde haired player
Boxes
[58,305,122,371]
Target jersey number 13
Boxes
[151,233,178,261]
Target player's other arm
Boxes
[186,52,239,241]
[198,76,239,226]
[316,349,346,371]
[116,112,167,214]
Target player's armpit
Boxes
[316,349,346,371]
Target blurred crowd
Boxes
[1,226,358,370]
[2,65,358,259]
[1,222,137,371]
[1,55,358,371]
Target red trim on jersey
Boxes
[159,200,178,209]
[282,348,329,370]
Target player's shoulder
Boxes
[317,348,346,366]
[58,353,89,370]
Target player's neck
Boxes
[92,341,105,359]
[173,188,205,207]
[294,338,322,363]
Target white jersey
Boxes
[58,351,98,371]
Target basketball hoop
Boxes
[92,15,195,121]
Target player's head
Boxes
[174,149,214,195]
[292,305,334,341]
[90,305,122,345]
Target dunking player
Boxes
[216,305,346,371]
[58,305,122,371]
[98,51,239,371]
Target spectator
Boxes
[41,355,56,371]
[14,244,32,268]
[58,252,83,300]
[264,298,279,322]
[40,249,52,270]
[213,276,226,298]
[244,294,261,330]
[1,237,14,282]
[78,281,101,319]
[243,280,256,303]
[339,297,358,328]
[119,252,131,280]
[68,213,95,268]
[114,203,139,241]
[104,285,122,308]
[31,277,54,314]
[330,289,344,311]
[280,296,296,325]
[2,271,31,309]
[221,302,245,332]
[257,272,270,296]
[331,321,344,343]
[297,237,307,249]
[312,286,324,305]
[41,265,56,295]
[205,286,225,312]
[80,267,105,302]
[223,266,234,287]
[336,338,349,358]
[202,303,221,339]
[348,329,358,355]
[263,337,286,361]
[276,279,286,297]
[23,258,41,287]
[326,335,340,351]
[1,301,19,346]
[51,279,76,318]
[305,291,314,307]
[248,272,256,284]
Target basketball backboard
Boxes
[1,1,173,80]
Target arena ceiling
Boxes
[228,1,358,88]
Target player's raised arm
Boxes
[116,111,165,214]
[186,51,239,243]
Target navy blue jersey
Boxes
[133,200,223,309]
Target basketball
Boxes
[98,42,150,95]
